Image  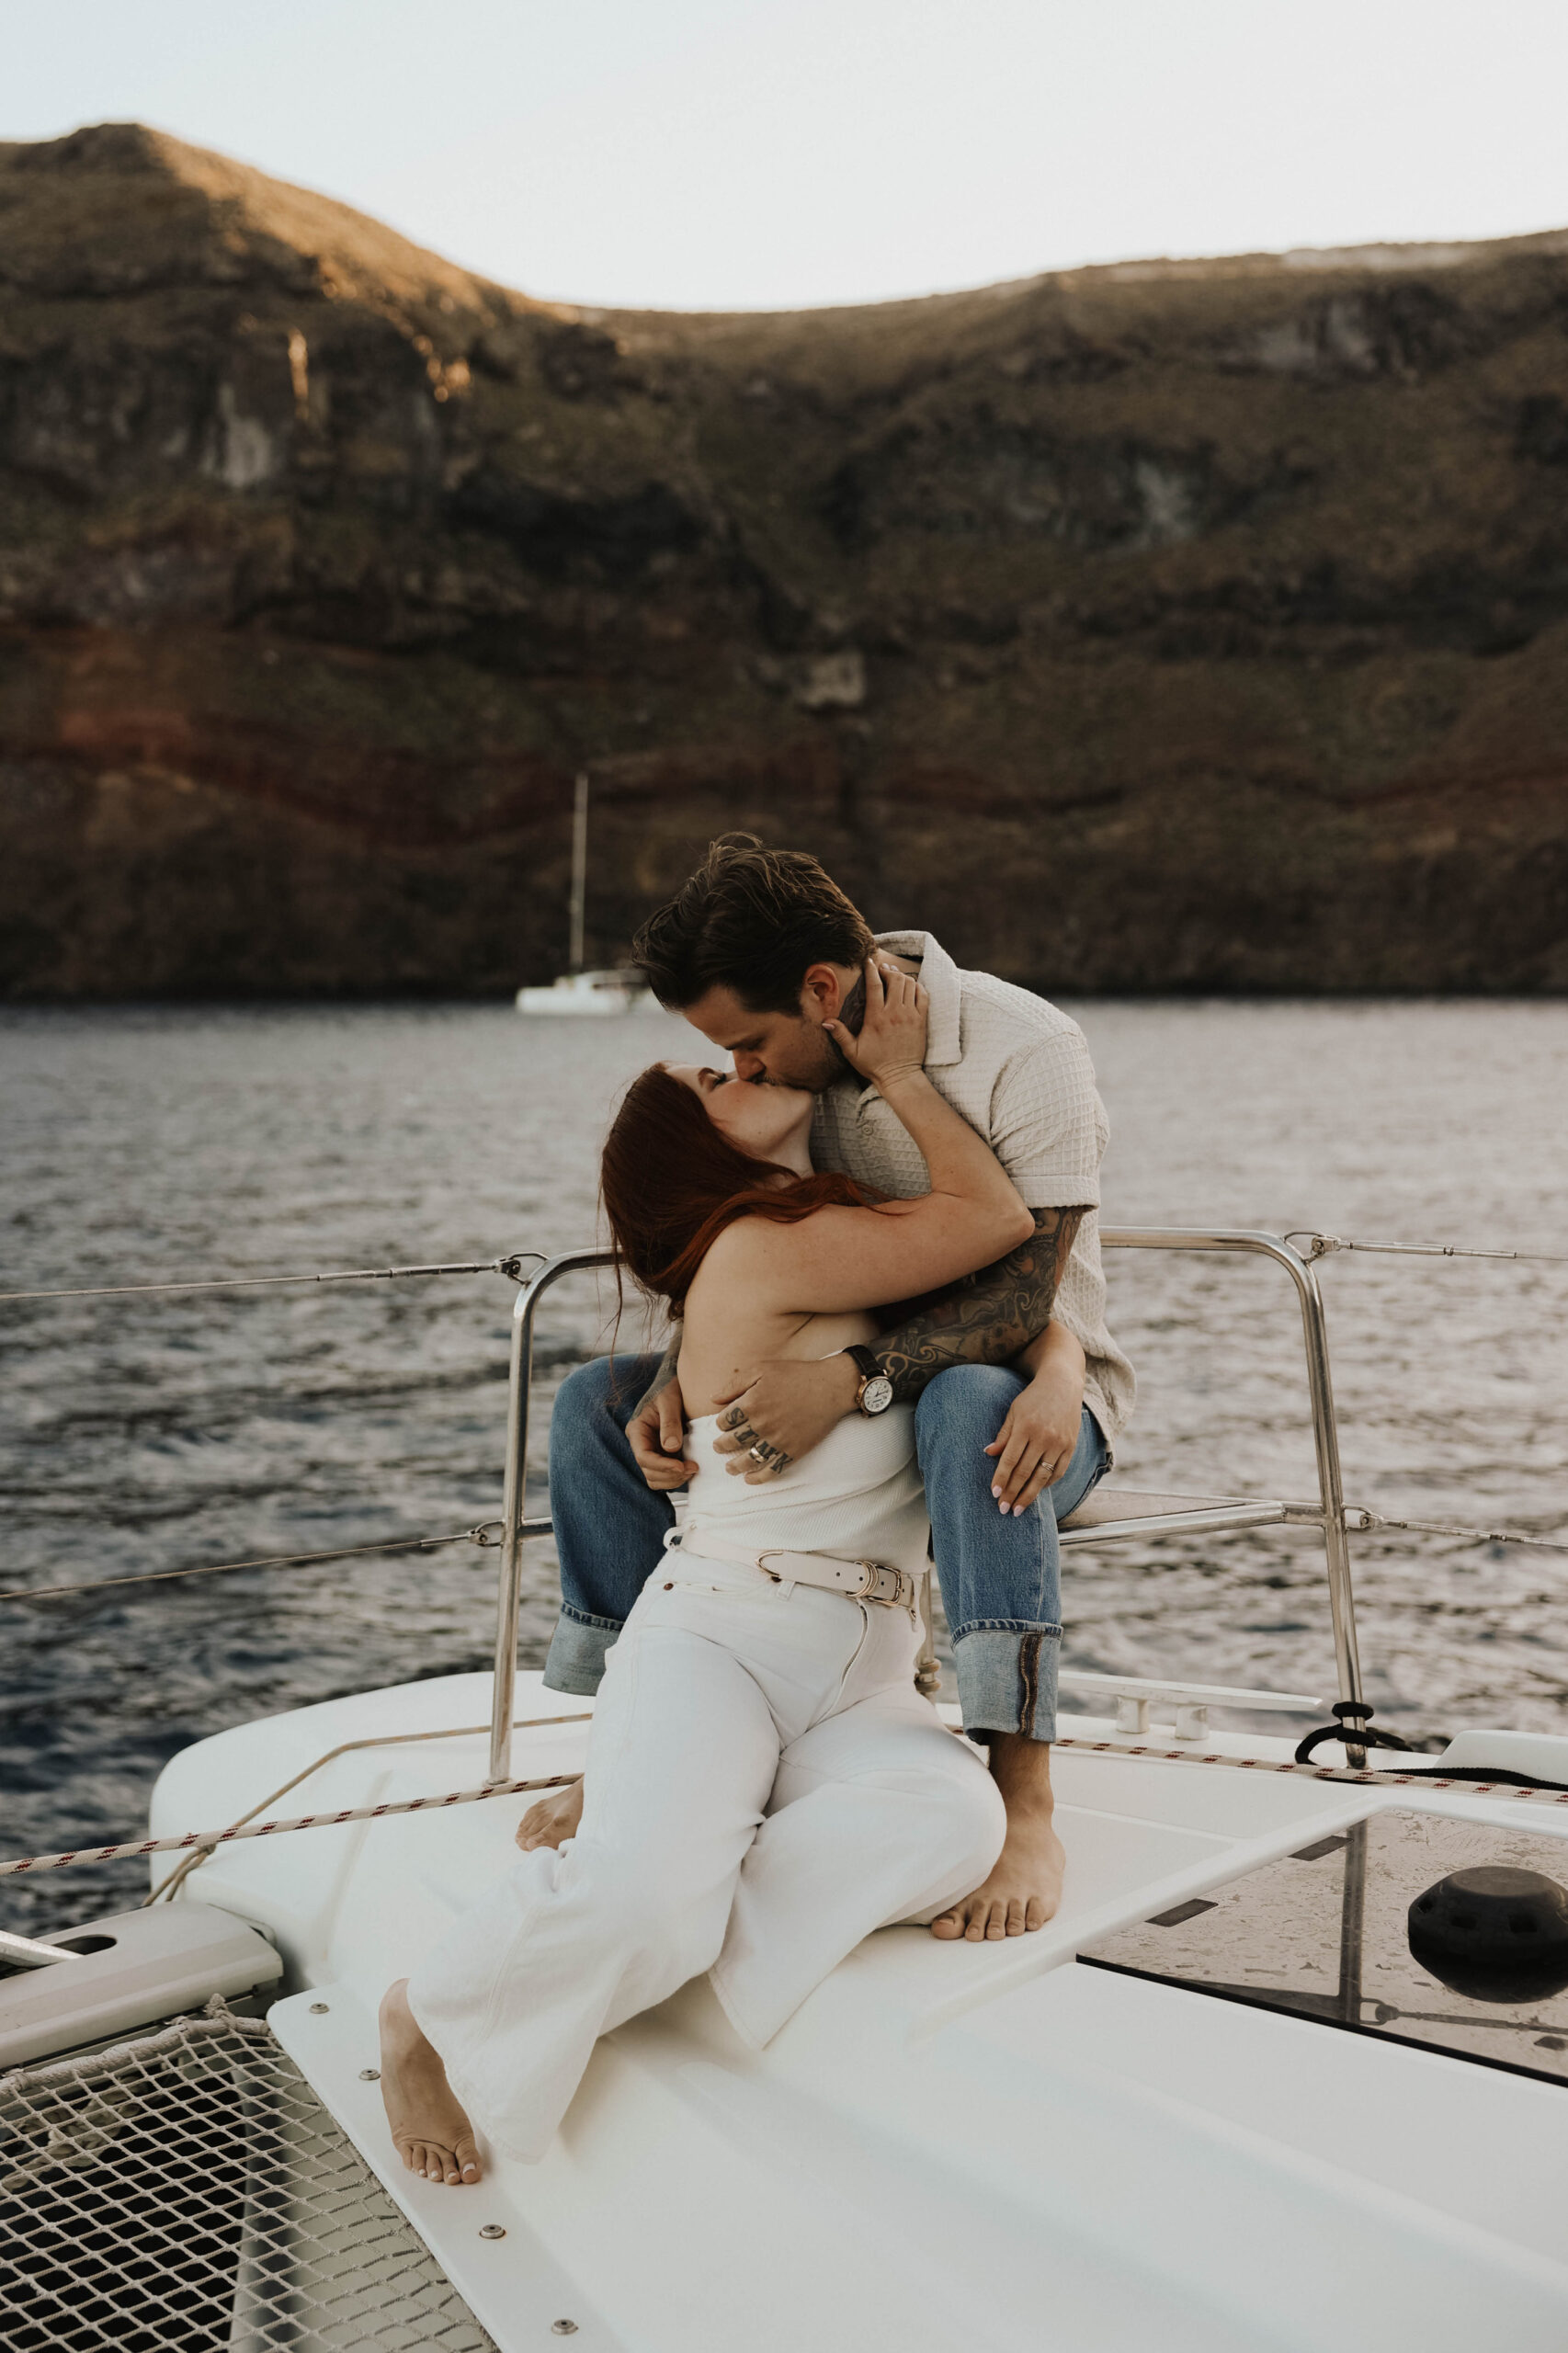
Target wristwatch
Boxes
[841,1344,895,1416]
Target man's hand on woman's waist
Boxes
[630,1375,700,1490]
[711,1352,863,1481]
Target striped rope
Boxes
[1052,1737,1568,1801]
[9,1740,1568,1880]
[0,1771,577,1877]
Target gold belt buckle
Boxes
[856,1559,913,1609]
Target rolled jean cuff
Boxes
[952,1624,1061,1744]
[542,1608,622,1697]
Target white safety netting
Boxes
[0,2000,495,2352]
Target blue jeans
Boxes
[542,1357,1108,1743]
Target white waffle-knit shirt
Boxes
[679,1406,930,1579]
[810,929,1134,1448]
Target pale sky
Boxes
[7,1,1567,312]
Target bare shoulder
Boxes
[692,1216,768,1281]
[691,1199,903,1302]
[685,1212,796,1309]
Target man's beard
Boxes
[740,993,861,1093]
[752,1043,842,1094]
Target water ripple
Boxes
[3,997,1565,1934]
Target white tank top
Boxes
[678,1404,930,1580]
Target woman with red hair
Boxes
[379,961,1031,2181]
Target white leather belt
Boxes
[676,1526,918,1613]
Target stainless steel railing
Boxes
[485,1229,1368,1780]
[1100,1228,1365,1760]
[489,1249,617,1782]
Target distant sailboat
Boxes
[515,772,653,1015]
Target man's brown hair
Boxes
[632,834,874,1014]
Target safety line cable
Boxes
[1352,1509,1568,1555]
[7,1503,1562,1609]
[0,1252,544,1305]
[0,1522,506,1606]
[8,1233,1568,1302]
[1288,1232,1568,1267]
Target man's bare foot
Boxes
[931,1735,1065,1941]
[379,1980,482,2185]
[516,1774,584,1851]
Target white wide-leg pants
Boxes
[407,1552,1006,2161]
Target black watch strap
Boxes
[842,1345,882,1383]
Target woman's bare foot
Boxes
[931,1735,1065,1941]
[378,1980,482,2185]
[516,1775,584,1851]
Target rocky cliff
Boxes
[3,122,1567,995]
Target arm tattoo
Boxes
[631,1336,681,1420]
[872,1207,1085,1405]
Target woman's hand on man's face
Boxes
[822,956,927,1092]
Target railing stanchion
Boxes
[488,1284,535,1784]
[1100,1228,1367,1768]
[1287,1248,1367,1766]
[487,1249,617,1785]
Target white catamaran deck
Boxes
[147,1668,1568,2353]
[8,1216,1568,2350]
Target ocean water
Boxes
[3,998,1567,1935]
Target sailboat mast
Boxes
[568,771,588,975]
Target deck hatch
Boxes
[1080,1809,1568,2087]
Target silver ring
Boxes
[748,1442,770,1464]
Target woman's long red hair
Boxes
[601,1066,884,1311]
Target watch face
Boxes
[861,1374,895,1415]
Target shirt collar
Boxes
[874,929,962,1068]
